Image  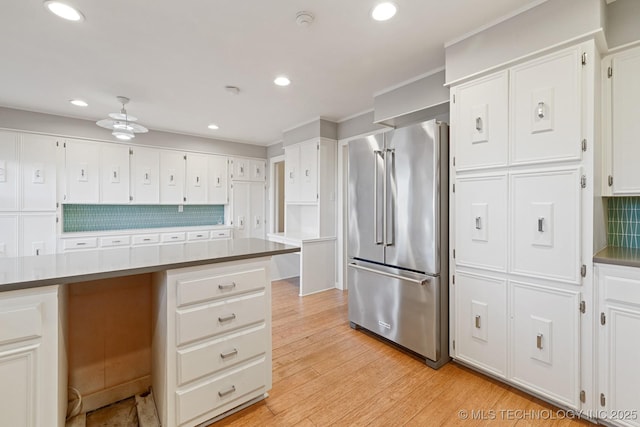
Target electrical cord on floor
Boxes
[66,386,82,420]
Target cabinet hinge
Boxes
[317,193,319,200]
[129,148,133,155]
[56,141,59,147]
[581,139,587,152]
[579,300,586,314]
[581,52,587,66]
[63,142,66,148]
[453,157,456,166]
[56,216,59,223]
[608,175,613,187]
[129,196,133,201]
[452,275,455,285]
[452,183,455,193]
[317,144,320,150]
[453,249,456,259]
[56,202,59,208]
[580,390,586,403]
[580,175,587,189]
[601,312,606,325]
[453,339,455,350]
[183,155,187,160]
[600,393,606,407]
[453,94,456,104]
[183,197,187,202]
[607,66,613,78]
[581,264,587,278]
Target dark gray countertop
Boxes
[593,246,640,269]
[0,238,300,292]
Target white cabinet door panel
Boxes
[21,134,57,211]
[454,71,508,170]
[510,47,582,165]
[250,159,266,182]
[185,154,208,204]
[65,139,100,203]
[231,158,248,181]
[0,132,18,211]
[131,146,160,204]
[455,272,507,378]
[611,46,640,195]
[160,150,185,204]
[250,182,265,239]
[0,215,18,258]
[208,155,228,204]
[455,173,508,272]
[232,182,250,239]
[299,141,318,202]
[511,281,580,409]
[510,168,581,284]
[100,143,130,204]
[284,145,299,202]
[21,214,56,256]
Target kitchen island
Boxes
[0,238,299,427]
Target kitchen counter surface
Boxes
[0,238,299,292]
[594,246,640,268]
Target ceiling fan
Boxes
[96,96,148,141]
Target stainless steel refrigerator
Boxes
[347,119,449,368]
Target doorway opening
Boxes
[271,158,285,234]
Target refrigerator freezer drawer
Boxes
[348,261,439,362]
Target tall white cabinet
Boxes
[0,131,58,257]
[450,41,595,411]
[230,157,266,240]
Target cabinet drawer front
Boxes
[62,237,97,250]
[100,235,131,247]
[177,325,266,385]
[177,267,267,307]
[0,304,42,345]
[161,232,186,243]
[176,358,266,426]
[601,267,640,306]
[176,292,265,345]
[210,229,231,239]
[132,234,160,245]
[187,231,209,241]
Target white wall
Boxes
[606,0,640,48]
[0,107,267,158]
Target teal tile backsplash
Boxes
[608,197,640,248]
[63,204,225,232]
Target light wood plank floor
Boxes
[212,278,591,426]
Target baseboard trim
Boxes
[81,375,151,413]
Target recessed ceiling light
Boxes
[371,2,397,21]
[208,124,219,130]
[274,76,291,87]
[69,99,88,107]
[44,1,84,22]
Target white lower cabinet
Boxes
[454,271,507,378]
[21,213,56,256]
[0,214,19,257]
[597,264,640,427]
[0,285,64,427]
[510,281,581,409]
[231,182,265,239]
[152,259,271,427]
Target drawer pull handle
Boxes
[536,333,543,350]
[113,240,121,243]
[196,234,203,238]
[475,315,481,329]
[76,242,87,246]
[536,101,545,119]
[475,117,483,132]
[143,238,151,242]
[475,217,482,230]
[172,236,179,239]
[218,385,236,398]
[218,313,236,323]
[218,282,236,291]
[220,348,238,359]
[537,217,544,233]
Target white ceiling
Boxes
[0,0,539,146]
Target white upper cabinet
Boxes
[608,45,640,195]
[510,167,582,285]
[185,153,208,204]
[20,134,57,211]
[99,143,130,204]
[160,150,185,204]
[510,46,583,165]
[284,144,300,202]
[453,71,508,171]
[285,140,319,203]
[0,131,18,211]
[250,159,266,182]
[208,155,228,204]
[65,139,100,204]
[130,146,160,204]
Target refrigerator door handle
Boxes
[385,148,395,247]
[348,262,430,286]
[374,150,384,245]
